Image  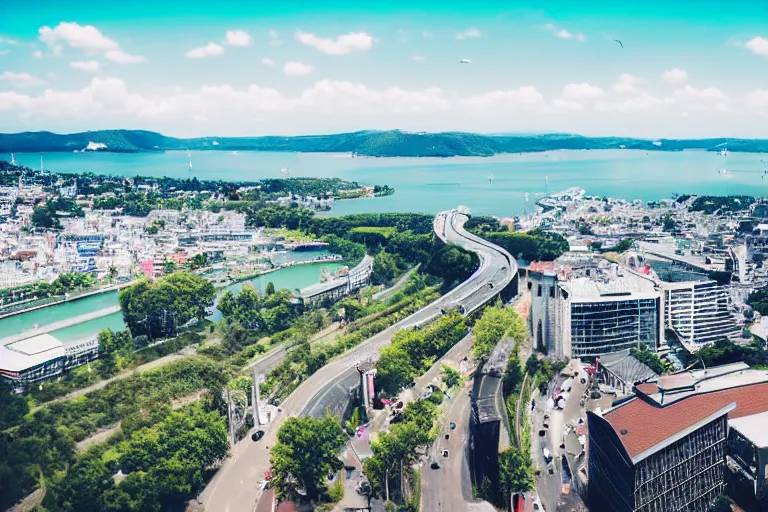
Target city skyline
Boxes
[1,0,768,138]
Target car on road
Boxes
[449,422,456,430]
[442,450,449,458]
[251,430,265,442]
[430,461,441,470]
[542,447,552,462]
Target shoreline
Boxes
[0,281,133,321]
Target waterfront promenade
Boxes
[0,305,121,345]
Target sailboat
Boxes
[187,150,192,179]
[488,173,494,184]
[10,153,15,166]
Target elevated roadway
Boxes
[199,209,517,512]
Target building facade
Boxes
[662,280,741,349]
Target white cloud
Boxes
[456,28,481,40]
[668,84,729,110]
[0,36,18,45]
[552,99,583,111]
[543,23,585,42]
[422,31,433,38]
[298,80,448,111]
[562,83,604,100]
[32,50,43,58]
[185,42,224,59]
[224,30,252,47]
[412,55,426,62]
[267,29,282,46]
[460,87,546,110]
[0,50,8,56]
[661,68,688,85]
[262,58,274,66]
[283,61,315,76]
[613,73,640,94]
[745,36,768,56]
[0,71,46,87]
[747,90,768,113]
[0,77,449,123]
[295,31,374,55]
[104,49,146,64]
[39,22,118,51]
[70,60,101,72]
[268,29,279,39]
[596,93,664,114]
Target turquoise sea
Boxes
[8,149,768,217]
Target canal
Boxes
[0,260,343,343]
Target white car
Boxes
[542,447,551,461]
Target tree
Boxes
[270,415,346,502]
[473,306,527,360]
[118,272,216,340]
[265,281,276,296]
[498,448,534,504]
[376,344,417,395]
[0,380,29,430]
[372,250,399,285]
[441,364,461,389]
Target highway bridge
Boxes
[199,209,518,512]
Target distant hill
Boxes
[1,129,767,157]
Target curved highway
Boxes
[199,209,516,512]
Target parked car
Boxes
[251,430,265,442]
[430,461,441,470]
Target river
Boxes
[9,148,768,217]
[0,261,342,342]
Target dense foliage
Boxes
[629,344,669,375]
[0,272,96,308]
[472,305,528,360]
[118,272,216,340]
[364,398,438,503]
[376,311,467,395]
[217,285,301,341]
[688,195,755,214]
[50,403,228,512]
[695,338,768,368]
[476,229,569,262]
[748,285,768,316]
[31,197,84,228]
[270,415,347,503]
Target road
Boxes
[199,209,516,512]
[421,381,495,512]
[532,361,588,512]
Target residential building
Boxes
[596,350,659,397]
[661,280,741,349]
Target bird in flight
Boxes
[460,58,471,64]
[614,39,624,48]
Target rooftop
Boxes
[597,350,658,385]
[0,333,66,372]
[729,411,768,448]
[561,273,659,302]
[602,379,768,463]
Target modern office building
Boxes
[726,411,768,511]
[588,363,768,512]
[661,280,741,349]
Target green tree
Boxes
[270,415,346,502]
[0,380,29,430]
[441,364,461,389]
[498,448,534,505]
[376,344,417,394]
[372,250,399,285]
[265,281,276,296]
[472,306,527,360]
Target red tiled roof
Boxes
[528,261,556,273]
[603,382,768,459]
[634,382,659,395]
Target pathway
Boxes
[371,265,419,302]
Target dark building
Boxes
[587,363,768,512]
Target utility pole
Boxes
[227,387,235,445]
[252,367,262,426]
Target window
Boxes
[538,285,542,297]
[550,286,555,298]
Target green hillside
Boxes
[1,129,767,156]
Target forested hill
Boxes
[2,129,768,156]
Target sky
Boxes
[1,0,768,138]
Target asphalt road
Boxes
[532,361,588,512]
[421,382,495,512]
[199,210,516,512]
